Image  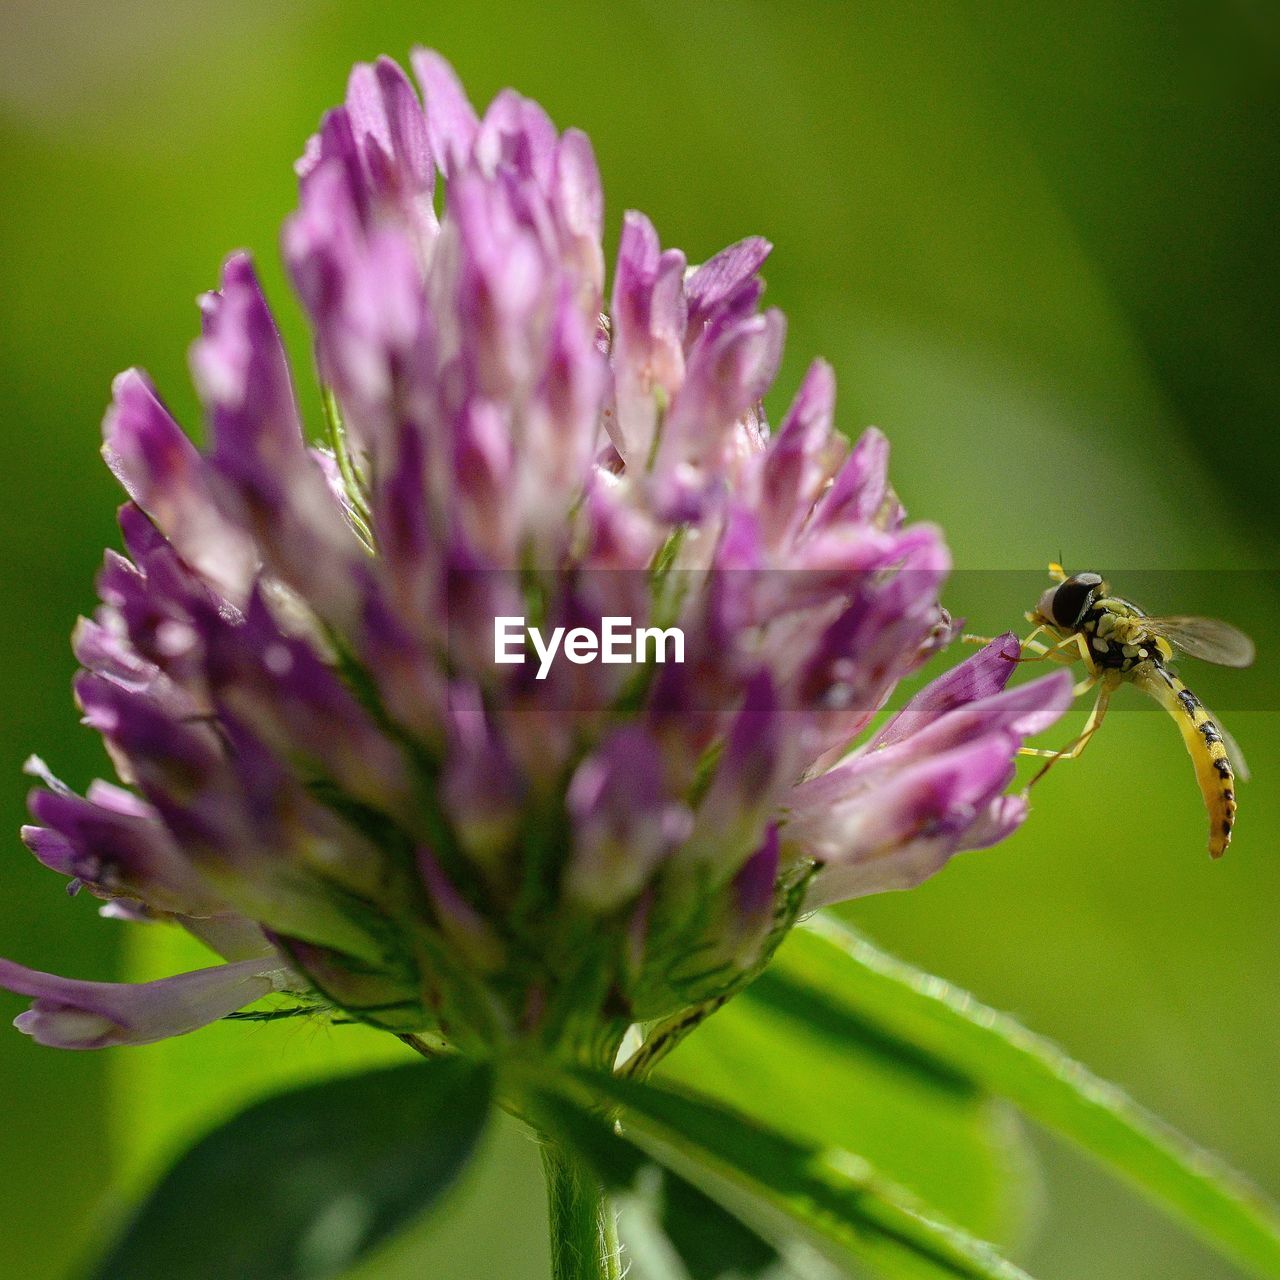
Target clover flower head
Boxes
[3,51,1070,1063]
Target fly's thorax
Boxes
[1077,597,1171,673]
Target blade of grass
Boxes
[530,1065,1035,1280]
[765,913,1280,1279]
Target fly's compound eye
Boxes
[1049,572,1104,628]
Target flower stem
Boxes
[540,1139,622,1280]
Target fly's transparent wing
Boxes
[1144,615,1256,668]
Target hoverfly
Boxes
[972,564,1255,858]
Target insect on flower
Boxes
[0,51,1077,1058]
[968,563,1255,859]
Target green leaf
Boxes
[772,914,1280,1280]
[110,923,413,1194]
[526,1085,783,1280]
[532,1066,1034,1280]
[659,965,1028,1246]
[93,1056,492,1280]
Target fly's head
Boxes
[1033,569,1107,632]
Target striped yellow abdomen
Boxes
[1130,661,1236,859]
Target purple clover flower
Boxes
[2,51,1070,1061]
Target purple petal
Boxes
[653,307,786,514]
[354,574,447,744]
[803,788,1031,908]
[194,253,302,456]
[811,427,896,533]
[417,848,503,971]
[517,284,609,544]
[75,670,222,798]
[297,107,365,216]
[958,792,1030,852]
[20,824,77,878]
[287,164,435,463]
[26,783,223,916]
[287,153,364,320]
[346,57,434,201]
[874,634,1021,747]
[441,683,523,873]
[577,477,662,569]
[552,129,605,303]
[877,670,1074,761]
[774,359,836,457]
[732,824,780,924]
[94,526,225,699]
[0,956,286,1049]
[607,211,687,464]
[565,727,691,910]
[74,646,411,962]
[794,525,952,745]
[682,673,788,877]
[193,253,364,629]
[102,369,256,601]
[441,172,548,402]
[199,588,415,823]
[758,360,841,545]
[150,717,406,966]
[791,733,1018,882]
[475,88,559,188]
[411,47,479,177]
[685,236,772,328]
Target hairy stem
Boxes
[541,1139,622,1280]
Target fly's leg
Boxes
[1017,624,1052,652]
[962,625,1053,649]
[1011,629,1091,667]
[1013,670,1100,724]
[962,626,1069,661]
[963,627,1090,668]
[1072,671,1100,698]
[1017,685,1113,784]
[1011,625,1058,660]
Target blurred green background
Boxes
[0,2,1276,1277]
